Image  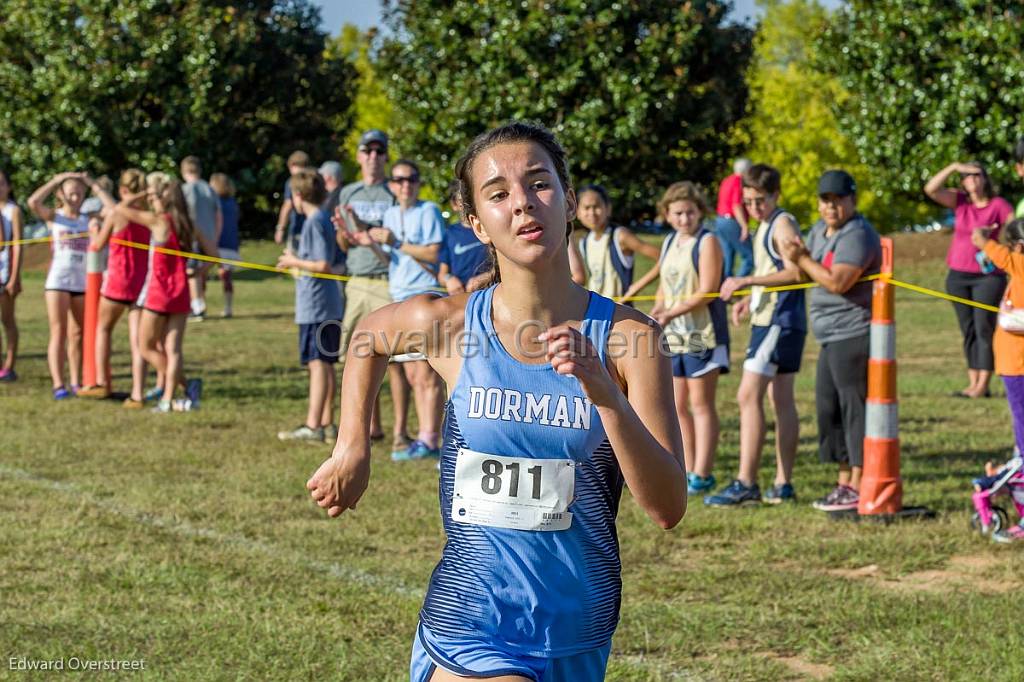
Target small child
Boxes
[971,456,1024,541]
[276,169,344,442]
[437,180,489,295]
[630,181,728,494]
[971,218,1024,541]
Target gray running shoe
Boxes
[763,482,797,505]
[811,485,858,512]
[278,425,325,442]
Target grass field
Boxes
[2,233,1022,681]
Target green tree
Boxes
[741,0,864,226]
[377,0,754,219]
[0,0,356,230]
[329,25,398,182]
[818,1,1024,214]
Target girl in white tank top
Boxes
[0,168,23,381]
[28,172,113,397]
[44,211,90,293]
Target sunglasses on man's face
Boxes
[391,175,420,185]
[362,147,386,157]
[743,196,768,206]
[963,172,982,178]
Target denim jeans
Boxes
[714,216,753,278]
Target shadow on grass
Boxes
[901,447,1012,488]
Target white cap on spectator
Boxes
[318,161,342,181]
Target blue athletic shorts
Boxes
[670,344,730,378]
[743,324,806,377]
[298,321,341,365]
[410,622,611,682]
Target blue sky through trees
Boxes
[314,0,844,35]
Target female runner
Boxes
[307,121,686,681]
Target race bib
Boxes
[452,449,576,531]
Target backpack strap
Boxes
[658,231,677,264]
[691,228,710,273]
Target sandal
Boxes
[390,434,413,459]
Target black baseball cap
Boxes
[358,129,389,151]
[817,170,857,197]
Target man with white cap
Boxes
[318,160,347,327]
[319,160,344,217]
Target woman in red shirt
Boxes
[114,177,216,412]
[925,161,1012,398]
[80,169,152,405]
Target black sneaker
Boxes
[763,482,797,505]
[704,479,761,507]
[811,484,859,512]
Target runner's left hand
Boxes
[539,325,620,408]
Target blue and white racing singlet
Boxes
[420,285,624,657]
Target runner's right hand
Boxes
[307,451,371,518]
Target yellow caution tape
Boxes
[615,273,884,303]
[109,237,354,282]
[886,276,1001,313]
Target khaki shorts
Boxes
[340,275,392,359]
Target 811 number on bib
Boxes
[452,449,575,531]
[479,459,543,498]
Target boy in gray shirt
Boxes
[180,156,222,319]
[276,169,343,443]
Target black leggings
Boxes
[816,334,869,468]
[945,270,1006,372]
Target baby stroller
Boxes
[970,455,1024,539]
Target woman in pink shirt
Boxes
[925,161,1012,398]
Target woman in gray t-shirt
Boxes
[780,170,881,514]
